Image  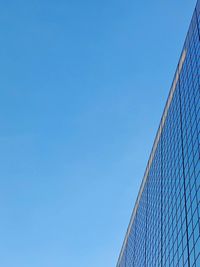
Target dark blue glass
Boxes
[117,1,200,266]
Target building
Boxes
[117,1,200,266]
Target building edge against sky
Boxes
[117,0,200,266]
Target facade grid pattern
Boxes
[117,1,200,266]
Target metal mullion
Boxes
[178,80,191,267]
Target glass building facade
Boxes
[117,1,200,266]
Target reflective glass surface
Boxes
[117,1,200,266]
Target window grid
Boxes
[118,1,200,266]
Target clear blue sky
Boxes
[0,1,197,266]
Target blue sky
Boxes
[0,0,197,266]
